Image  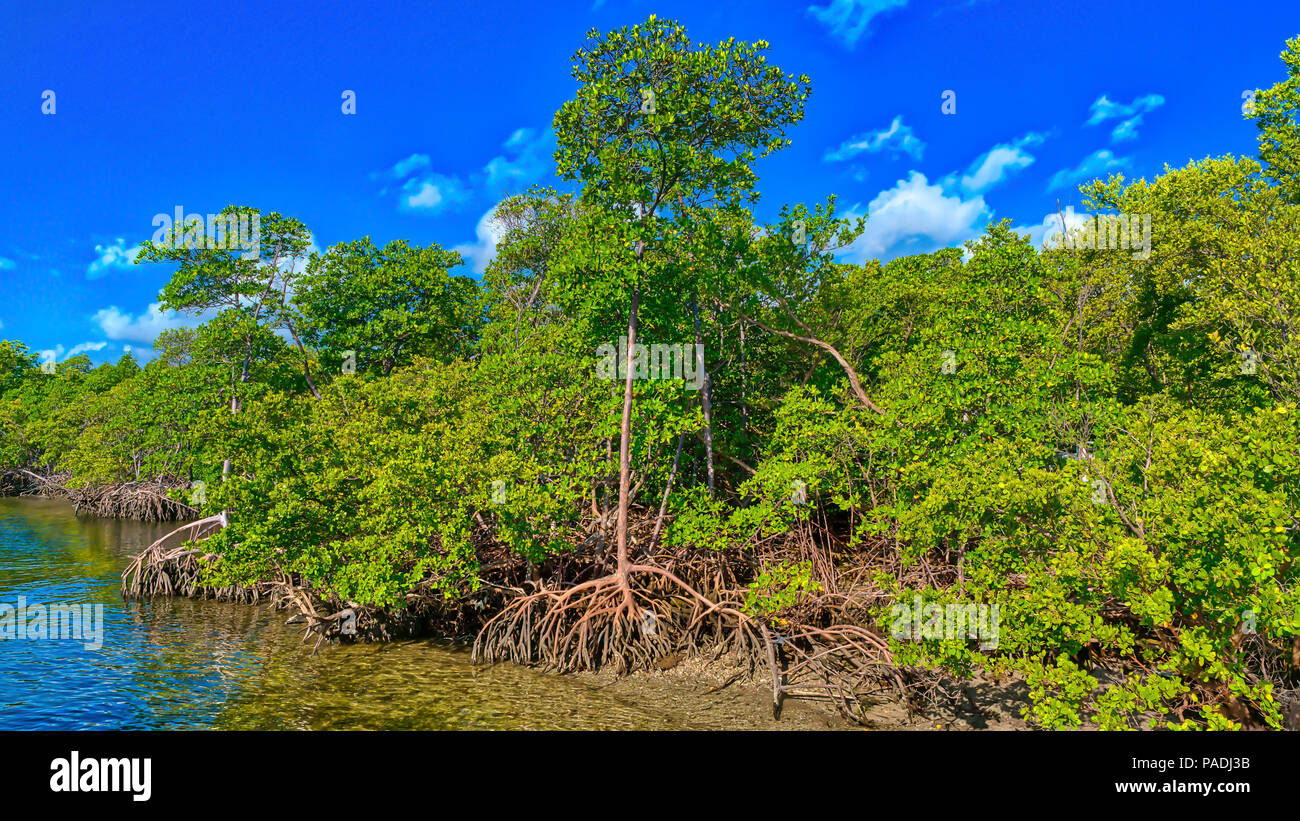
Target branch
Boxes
[724,301,886,416]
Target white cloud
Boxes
[959,132,1046,194]
[379,127,553,214]
[398,173,469,214]
[36,341,129,366]
[484,127,556,193]
[808,0,908,47]
[86,239,143,279]
[454,204,508,275]
[839,171,989,263]
[38,343,98,363]
[1086,93,1165,142]
[389,153,431,179]
[0,257,14,271]
[1046,149,1131,192]
[92,302,213,344]
[67,341,108,357]
[825,115,925,163]
[405,181,444,209]
[377,154,470,215]
[1111,116,1144,142]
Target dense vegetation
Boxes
[4,20,1298,730]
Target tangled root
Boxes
[2,470,196,521]
[772,622,901,721]
[2,469,71,499]
[121,514,262,602]
[472,553,766,674]
[473,571,689,673]
[116,502,902,725]
[70,478,196,521]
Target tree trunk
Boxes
[615,285,640,580]
[222,337,253,486]
[280,285,322,400]
[650,432,685,550]
[739,317,748,437]
[690,295,716,497]
[730,304,886,416]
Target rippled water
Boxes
[0,498,775,730]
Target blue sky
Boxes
[0,0,1293,365]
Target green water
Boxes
[0,497,783,730]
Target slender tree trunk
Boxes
[280,284,321,400]
[222,368,237,481]
[615,284,640,582]
[286,321,321,399]
[223,340,254,481]
[739,317,748,434]
[650,432,685,550]
[690,295,716,497]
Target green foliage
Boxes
[296,238,479,375]
[2,19,1297,731]
[743,560,821,617]
[1252,36,1300,199]
[200,324,612,605]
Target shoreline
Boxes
[1,492,1035,729]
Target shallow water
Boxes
[0,497,776,730]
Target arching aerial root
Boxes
[472,559,896,723]
[472,563,747,674]
[472,554,900,724]
[120,513,263,602]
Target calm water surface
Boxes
[0,497,747,730]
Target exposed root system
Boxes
[115,504,908,725]
[2,470,196,521]
[475,566,718,673]
[68,478,197,521]
[120,514,261,601]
